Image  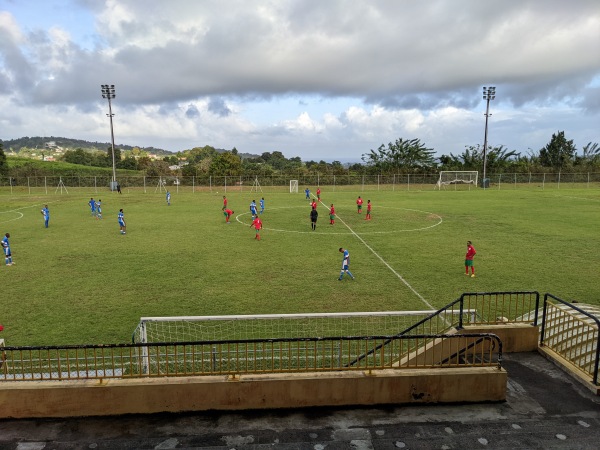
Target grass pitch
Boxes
[0,187,598,346]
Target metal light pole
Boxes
[101,84,117,191]
[482,86,495,189]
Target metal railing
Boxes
[540,294,600,385]
[0,291,539,382]
[347,291,537,368]
[0,334,502,382]
[1,173,599,194]
[458,291,540,326]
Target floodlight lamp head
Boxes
[101,84,116,98]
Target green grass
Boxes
[0,187,598,346]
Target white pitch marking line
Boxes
[316,195,435,310]
[0,202,59,224]
[555,195,600,202]
[0,211,24,223]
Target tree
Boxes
[179,163,193,176]
[186,146,218,164]
[107,146,122,165]
[576,142,600,168]
[362,138,436,173]
[482,145,520,173]
[63,148,92,165]
[118,156,138,170]
[348,163,365,173]
[539,131,576,170]
[0,141,7,176]
[91,151,110,167]
[331,161,346,175]
[209,151,242,176]
[137,156,152,170]
[144,160,171,177]
[163,155,178,165]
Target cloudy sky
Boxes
[1,0,599,161]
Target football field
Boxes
[0,187,598,346]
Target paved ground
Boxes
[1,352,599,449]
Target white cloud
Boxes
[0,11,23,42]
[0,1,599,160]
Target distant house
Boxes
[169,161,188,171]
[44,141,63,150]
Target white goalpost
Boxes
[131,310,467,344]
[131,310,476,374]
[289,180,298,193]
[435,171,479,190]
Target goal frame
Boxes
[131,310,472,344]
[435,171,478,190]
[132,310,476,374]
[289,180,298,193]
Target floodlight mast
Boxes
[101,84,117,190]
[482,86,496,189]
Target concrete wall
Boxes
[0,367,507,419]
[461,324,540,352]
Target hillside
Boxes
[1,136,172,156]
[1,136,260,160]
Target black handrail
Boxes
[439,334,502,368]
[459,291,541,326]
[346,297,465,367]
[0,334,503,382]
[347,291,539,367]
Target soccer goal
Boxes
[131,310,476,375]
[131,311,457,344]
[289,180,298,193]
[435,171,478,190]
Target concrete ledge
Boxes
[0,367,507,419]
[461,324,540,352]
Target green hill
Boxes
[1,136,171,156]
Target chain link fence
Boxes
[0,172,599,194]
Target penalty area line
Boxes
[318,196,434,310]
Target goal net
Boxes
[289,180,298,193]
[131,311,475,375]
[131,311,452,344]
[435,171,478,190]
